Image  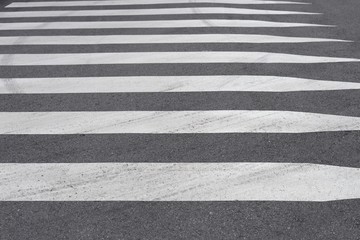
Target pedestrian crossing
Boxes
[0,0,359,206]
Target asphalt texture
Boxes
[0,0,360,239]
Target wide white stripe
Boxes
[2,76,360,94]
[0,8,319,18]
[1,111,360,134]
[1,163,359,201]
[0,20,331,30]
[0,34,349,45]
[6,0,309,8]
[0,52,358,66]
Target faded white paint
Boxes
[6,0,310,8]
[1,52,358,66]
[0,34,349,45]
[2,76,360,94]
[1,163,359,201]
[1,111,360,134]
[0,8,320,18]
[0,20,332,30]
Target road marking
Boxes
[2,76,360,93]
[6,0,310,8]
[0,20,332,30]
[0,52,358,66]
[0,34,348,45]
[1,111,360,134]
[1,163,359,201]
[0,8,320,18]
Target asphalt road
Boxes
[0,0,360,239]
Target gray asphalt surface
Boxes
[0,0,360,239]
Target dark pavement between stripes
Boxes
[0,0,360,239]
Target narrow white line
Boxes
[0,20,332,30]
[0,52,358,66]
[2,76,360,94]
[0,8,320,18]
[1,163,359,201]
[6,0,310,8]
[0,34,349,45]
[1,111,360,134]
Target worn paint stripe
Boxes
[0,20,331,30]
[1,52,358,66]
[1,110,360,134]
[6,0,310,8]
[0,34,348,46]
[0,8,320,18]
[1,163,359,201]
[1,76,360,94]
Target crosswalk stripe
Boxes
[1,111,360,134]
[1,163,359,201]
[0,8,320,18]
[0,52,358,66]
[5,0,310,8]
[0,35,348,45]
[0,20,332,30]
[2,76,360,94]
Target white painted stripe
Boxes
[1,111,360,134]
[0,52,358,66]
[1,163,359,201]
[2,76,360,94]
[0,20,331,30]
[0,8,320,18]
[6,0,310,8]
[0,34,349,45]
